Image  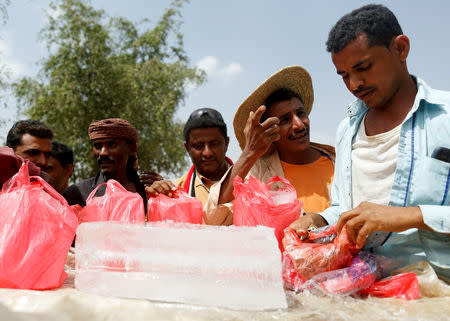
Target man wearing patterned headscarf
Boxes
[63,118,148,209]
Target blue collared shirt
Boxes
[321,76,450,277]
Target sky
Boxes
[1,0,450,168]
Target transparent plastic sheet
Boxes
[0,259,449,321]
[147,189,203,224]
[0,248,448,320]
[78,179,145,223]
[233,175,302,251]
[0,163,79,290]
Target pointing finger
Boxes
[252,105,266,125]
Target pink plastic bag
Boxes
[360,272,420,300]
[0,163,78,290]
[282,225,358,282]
[78,179,145,223]
[233,175,302,251]
[147,189,203,224]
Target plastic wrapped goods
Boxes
[303,252,379,295]
[78,179,145,223]
[0,163,78,290]
[282,225,358,281]
[361,272,420,300]
[148,189,203,224]
[233,175,302,250]
[75,222,287,310]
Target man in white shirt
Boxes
[289,4,450,278]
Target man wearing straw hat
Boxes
[204,66,335,225]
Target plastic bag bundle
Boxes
[0,163,78,290]
[303,252,379,295]
[147,189,203,224]
[233,175,302,250]
[282,225,358,281]
[78,179,145,223]
[360,272,420,300]
[282,225,421,300]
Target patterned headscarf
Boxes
[88,118,138,152]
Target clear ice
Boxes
[75,222,287,310]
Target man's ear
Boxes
[65,163,74,178]
[184,141,189,153]
[392,35,410,62]
[225,136,230,152]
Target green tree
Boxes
[13,0,205,180]
[0,0,9,24]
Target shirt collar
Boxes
[195,170,214,189]
[194,161,231,189]
[345,75,442,119]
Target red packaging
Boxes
[78,179,145,223]
[233,175,302,251]
[0,163,78,290]
[360,272,420,300]
[283,225,358,281]
[305,252,379,295]
[148,189,203,224]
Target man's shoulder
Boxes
[417,77,450,110]
[310,142,336,162]
[68,176,97,190]
[173,171,189,187]
[62,175,98,206]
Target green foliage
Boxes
[13,0,205,180]
[0,0,9,24]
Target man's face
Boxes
[266,97,310,161]
[46,156,73,194]
[92,138,131,179]
[331,33,404,110]
[14,133,52,169]
[185,127,229,181]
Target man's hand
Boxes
[336,202,425,249]
[287,213,328,239]
[145,180,177,197]
[242,105,280,159]
[139,170,163,187]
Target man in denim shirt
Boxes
[289,4,449,279]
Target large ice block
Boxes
[75,222,287,310]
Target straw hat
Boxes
[233,65,314,150]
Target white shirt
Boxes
[351,116,402,208]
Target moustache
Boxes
[353,86,374,96]
[97,156,115,165]
[289,128,308,139]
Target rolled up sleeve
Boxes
[419,204,450,233]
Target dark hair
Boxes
[261,88,303,122]
[51,141,73,168]
[183,108,227,142]
[326,4,403,53]
[6,119,53,150]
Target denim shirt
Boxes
[321,76,450,277]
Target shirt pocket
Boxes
[409,156,450,205]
